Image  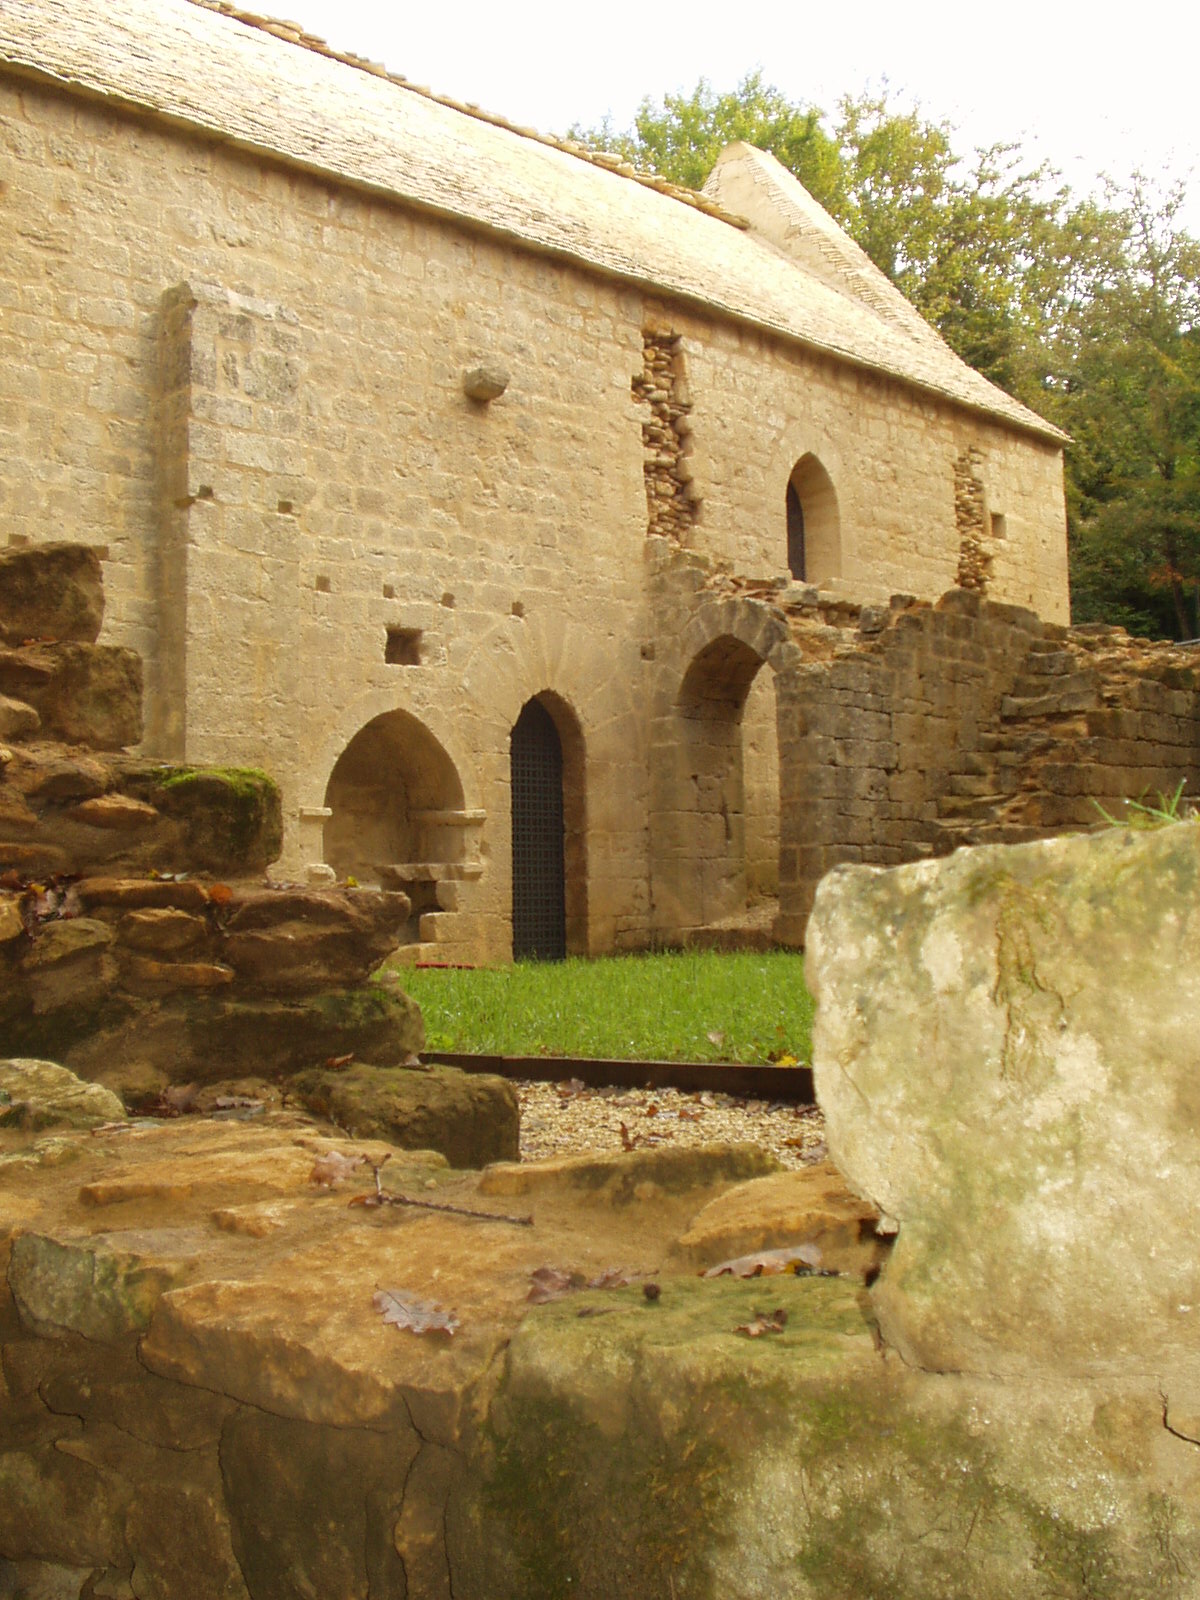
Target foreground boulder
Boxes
[292,1061,519,1170]
[808,819,1200,1385]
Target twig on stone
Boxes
[350,1173,534,1228]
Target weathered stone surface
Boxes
[123,955,235,991]
[0,897,23,944]
[141,767,281,874]
[0,1059,124,1132]
[219,1409,414,1600]
[65,793,158,830]
[0,1558,95,1598]
[8,1230,199,1340]
[0,784,38,832]
[0,1443,128,1568]
[292,1061,518,1169]
[117,906,209,955]
[18,920,116,1014]
[666,1160,886,1277]
[0,694,39,740]
[57,984,425,1090]
[808,820,1200,1382]
[462,1283,1200,1600]
[9,746,109,803]
[77,877,212,913]
[0,643,142,750]
[5,1110,1200,1597]
[0,543,104,648]
[221,887,410,991]
[479,1141,778,1202]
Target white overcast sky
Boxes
[277,0,1200,232]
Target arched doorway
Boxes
[510,698,566,960]
[786,454,840,585]
[671,634,771,932]
[323,711,470,941]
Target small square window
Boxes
[385,626,422,666]
[990,512,1007,540]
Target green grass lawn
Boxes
[397,949,814,1064]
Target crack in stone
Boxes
[1160,1390,1200,1447]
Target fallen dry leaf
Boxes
[703,1243,824,1279]
[734,1307,788,1338]
[526,1265,640,1304]
[373,1289,459,1336]
[587,1267,637,1290]
[309,1150,367,1188]
[527,1266,585,1304]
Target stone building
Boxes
[0,0,1116,963]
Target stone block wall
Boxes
[0,72,1070,959]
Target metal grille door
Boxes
[510,699,566,960]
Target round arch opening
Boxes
[662,631,779,936]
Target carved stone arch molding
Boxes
[668,595,791,701]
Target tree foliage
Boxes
[570,83,1200,639]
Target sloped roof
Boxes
[0,0,1065,443]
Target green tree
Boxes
[570,73,842,206]
[1062,181,1200,638]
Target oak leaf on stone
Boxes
[373,1289,459,1336]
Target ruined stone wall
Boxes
[659,316,1068,619]
[646,543,1200,944]
[776,590,1200,932]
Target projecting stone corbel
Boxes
[462,364,510,402]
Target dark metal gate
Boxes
[510,698,566,960]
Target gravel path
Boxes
[516,1077,827,1170]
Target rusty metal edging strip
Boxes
[420,1051,815,1104]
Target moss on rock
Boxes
[150,765,282,873]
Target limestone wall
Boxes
[0,75,1069,959]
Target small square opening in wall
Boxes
[990,512,1008,540]
[385,626,423,665]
